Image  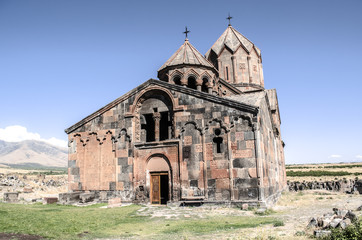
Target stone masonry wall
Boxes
[67,83,285,204]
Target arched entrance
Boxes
[147,155,171,205]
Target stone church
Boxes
[65,23,287,207]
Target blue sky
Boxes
[0,0,361,164]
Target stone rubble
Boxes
[288,179,362,194]
[308,208,359,237]
[0,172,67,204]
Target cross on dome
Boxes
[183,26,190,40]
[227,13,232,26]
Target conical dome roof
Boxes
[205,26,261,57]
[158,39,215,72]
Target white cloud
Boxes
[356,155,362,159]
[0,125,67,148]
[328,154,342,158]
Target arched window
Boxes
[173,76,181,85]
[138,90,174,143]
[213,128,223,153]
[201,77,209,93]
[187,76,197,90]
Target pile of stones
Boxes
[288,179,362,194]
[308,208,359,237]
[0,175,25,188]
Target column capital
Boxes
[152,112,161,121]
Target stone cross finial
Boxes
[227,13,232,26]
[183,26,190,40]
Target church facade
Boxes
[65,24,286,207]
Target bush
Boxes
[273,220,284,227]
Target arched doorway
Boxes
[147,155,171,205]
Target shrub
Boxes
[273,220,284,227]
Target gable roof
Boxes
[65,79,258,134]
[158,39,215,72]
[218,78,243,95]
[205,26,261,57]
[226,90,265,106]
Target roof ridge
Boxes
[229,26,255,47]
[187,41,217,68]
[222,27,230,47]
[183,41,188,64]
[188,41,208,66]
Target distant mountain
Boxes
[0,140,67,167]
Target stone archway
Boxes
[146,155,172,204]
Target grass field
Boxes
[0,203,280,240]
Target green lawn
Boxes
[0,203,281,239]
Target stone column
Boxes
[196,78,202,91]
[207,82,213,94]
[201,128,208,199]
[153,112,161,141]
[181,77,187,87]
[253,120,264,201]
[227,131,234,201]
[247,56,253,83]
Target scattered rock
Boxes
[255,208,267,214]
[307,217,317,228]
[333,208,348,218]
[345,210,357,222]
[307,208,358,232]
[314,230,331,238]
[4,192,19,203]
[339,219,351,229]
[329,218,342,228]
[241,203,249,210]
[23,187,33,193]
[43,197,58,204]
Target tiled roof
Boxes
[206,26,261,57]
[158,39,214,71]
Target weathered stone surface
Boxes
[308,208,356,233]
[43,197,58,204]
[4,192,18,203]
[80,192,95,203]
[339,219,350,229]
[307,218,318,228]
[314,230,331,238]
[288,179,360,194]
[345,211,357,222]
[58,192,81,204]
[329,218,342,228]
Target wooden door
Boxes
[151,174,160,204]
